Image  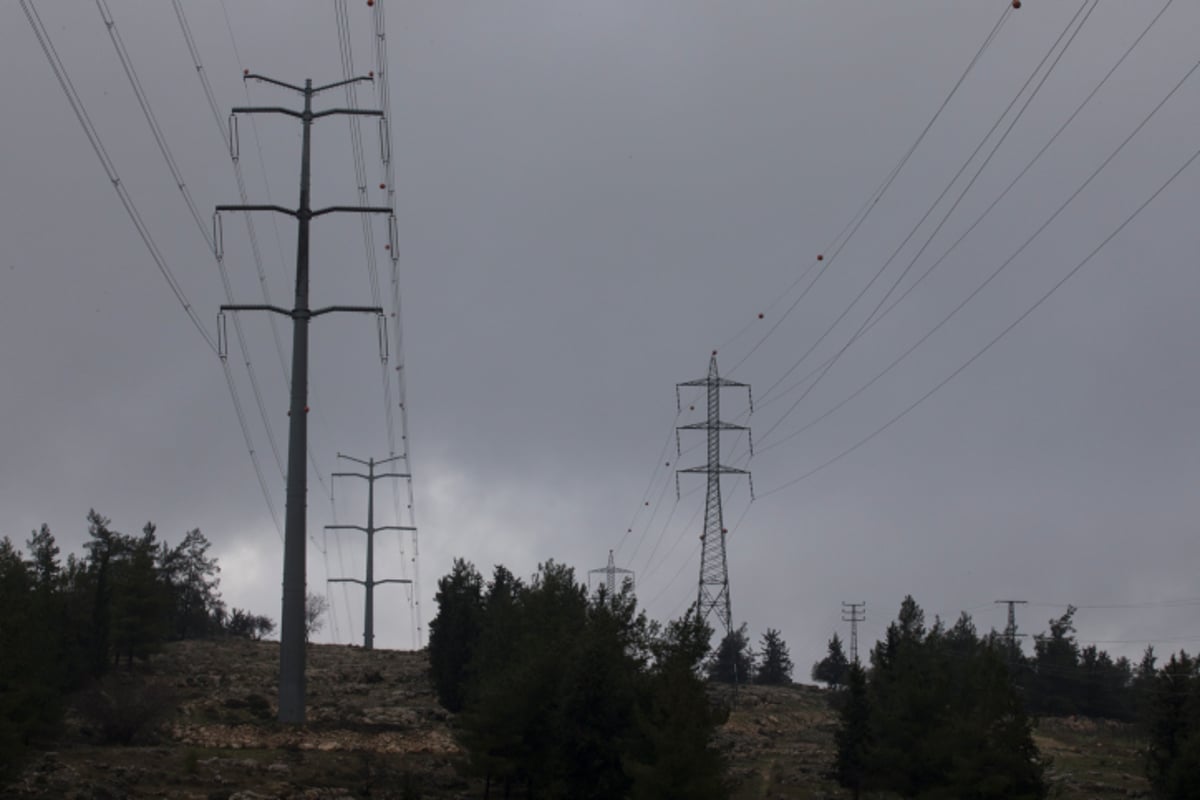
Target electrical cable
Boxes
[754,0,1178,430]
[758,117,1200,498]
[172,0,335,502]
[21,0,283,541]
[724,2,1014,378]
[756,0,1093,423]
[96,0,288,484]
[757,42,1200,461]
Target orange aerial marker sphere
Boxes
[369,70,375,78]
[712,349,718,356]
[721,528,728,534]
[758,312,764,319]
[1012,0,1021,7]
[305,406,310,413]
[367,0,374,6]
[379,183,386,189]
[243,69,250,76]
[817,254,824,261]
[384,244,391,250]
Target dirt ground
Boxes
[3,640,1153,799]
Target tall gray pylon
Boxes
[675,352,753,639]
[215,73,392,724]
[589,549,634,600]
[326,453,414,650]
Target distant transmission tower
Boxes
[589,549,634,599]
[995,599,1027,668]
[842,602,865,665]
[675,352,753,638]
[325,453,414,650]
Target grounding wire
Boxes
[21,0,283,540]
[756,0,1097,447]
[758,116,1200,499]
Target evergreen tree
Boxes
[1029,606,1081,715]
[755,628,793,685]
[26,524,60,590]
[706,622,754,685]
[1145,651,1200,798]
[812,632,851,688]
[627,611,728,800]
[109,523,169,669]
[833,662,869,799]
[158,528,223,639]
[838,597,1046,799]
[428,558,484,712]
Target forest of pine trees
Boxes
[428,559,729,799]
[6,517,1200,798]
[831,596,1200,799]
[0,511,273,779]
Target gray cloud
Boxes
[2,1,1198,665]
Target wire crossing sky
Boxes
[2,1,1198,670]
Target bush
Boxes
[75,673,175,745]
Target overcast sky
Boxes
[2,1,1199,674]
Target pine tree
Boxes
[833,662,869,799]
[811,632,850,688]
[706,622,754,685]
[755,628,793,685]
[1146,651,1200,798]
[428,558,484,712]
[627,611,728,800]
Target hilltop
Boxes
[4,639,1151,799]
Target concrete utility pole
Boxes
[326,453,414,650]
[215,73,391,724]
[676,352,753,640]
[588,549,634,600]
[842,601,866,665]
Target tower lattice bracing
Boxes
[589,549,634,600]
[676,353,753,638]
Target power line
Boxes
[20,1,283,542]
[754,0,1175,453]
[725,2,1014,379]
[759,121,1200,498]
[96,0,288,484]
[755,0,1097,446]
[369,0,425,648]
[171,0,337,504]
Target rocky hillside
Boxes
[4,640,1151,799]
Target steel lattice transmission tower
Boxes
[842,601,866,665]
[996,599,1027,669]
[589,549,634,600]
[675,352,753,638]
